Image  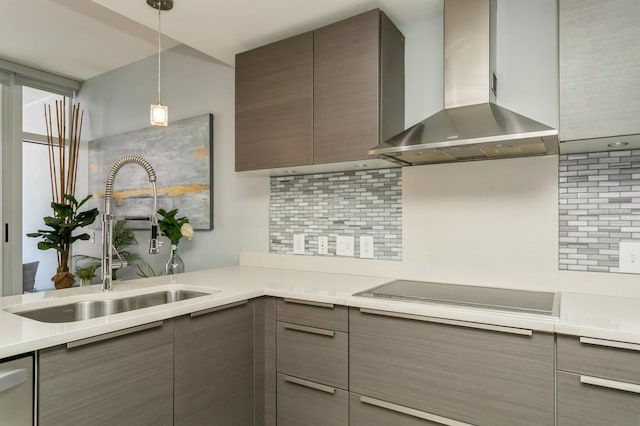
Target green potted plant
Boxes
[27,194,99,289]
[157,208,194,275]
[75,263,99,286]
[74,219,155,280]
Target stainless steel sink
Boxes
[13,289,210,323]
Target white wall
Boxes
[393,0,559,291]
[78,45,269,276]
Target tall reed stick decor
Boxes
[45,99,82,205]
[27,100,99,289]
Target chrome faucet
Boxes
[102,156,160,291]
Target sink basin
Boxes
[13,289,210,323]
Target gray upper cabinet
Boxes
[314,9,404,164]
[235,9,404,172]
[174,301,255,426]
[39,321,174,426]
[235,32,313,171]
[559,0,640,144]
[350,308,555,426]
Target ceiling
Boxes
[1,0,441,82]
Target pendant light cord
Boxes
[157,2,162,104]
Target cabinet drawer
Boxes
[276,298,348,332]
[350,393,460,426]
[350,308,554,426]
[277,373,348,426]
[557,335,640,385]
[557,371,640,426]
[277,321,348,389]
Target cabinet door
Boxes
[350,308,555,426]
[557,371,640,425]
[277,373,348,426]
[236,32,313,171]
[39,321,174,426]
[174,300,254,426]
[314,10,380,164]
[559,0,640,141]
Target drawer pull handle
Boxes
[580,375,640,395]
[67,321,163,349]
[359,308,533,336]
[284,375,335,394]
[359,396,473,426]
[283,298,334,309]
[579,337,640,352]
[190,300,248,318]
[283,323,335,337]
[0,368,27,393]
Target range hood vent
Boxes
[370,0,558,166]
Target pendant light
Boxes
[147,0,173,126]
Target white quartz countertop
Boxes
[1,265,640,359]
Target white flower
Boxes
[180,223,194,240]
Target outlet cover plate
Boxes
[293,234,305,255]
[360,235,374,259]
[318,236,329,255]
[336,235,355,257]
[619,241,640,273]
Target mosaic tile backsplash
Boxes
[270,168,402,260]
[559,150,640,272]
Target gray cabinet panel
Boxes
[235,32,313,171]
[255,296,277,426]
[174,301,254,425]
[559,0,640,141]
[557,371,640,426]
[379,12,405,143]
[314,9,380,164]
[39,321,174,426]
[276,321,348,389]
[350,393,443,426]
[277,373,348,426]
[276,298,348,332]
[557,334,640,385]
[349,308,554,426]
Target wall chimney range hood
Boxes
[370,0,558,166]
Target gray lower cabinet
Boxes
[276,298,349,425]
[350,308,555,426]
[556,334,640,425]
[38,320,174,426]
[277,373,348,426]
[174,300,255,425]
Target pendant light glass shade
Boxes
[150,102,168,126]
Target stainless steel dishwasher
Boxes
[0,354,34,425]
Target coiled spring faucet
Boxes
[102,156,160,291]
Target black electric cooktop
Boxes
[355,280,559,317]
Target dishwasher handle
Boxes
[0,368,27,393]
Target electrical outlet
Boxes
[336,235,355,257]
[293,234,305,255]
[619,241,640,273]
[318,236,329,255]
[359,235,374,259]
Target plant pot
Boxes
[53,267,75,289]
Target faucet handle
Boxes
[148,224,160,254]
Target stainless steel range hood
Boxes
[370,0,558,166]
